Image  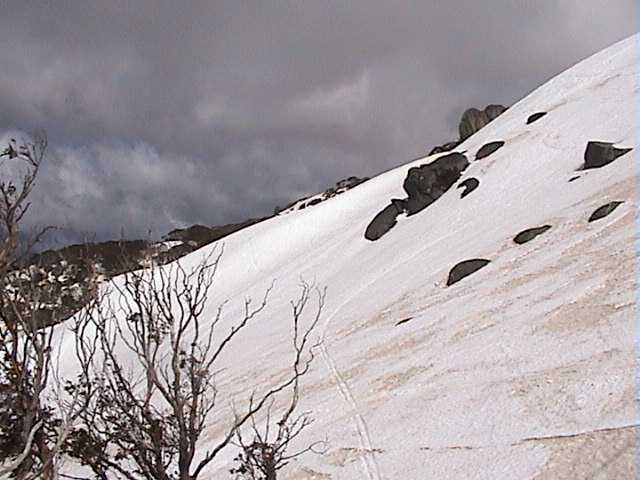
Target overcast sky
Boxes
[0,1,636,247]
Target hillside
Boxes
[57,34,638,479]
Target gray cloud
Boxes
[0,1,636,246]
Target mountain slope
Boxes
[59,34,638,479]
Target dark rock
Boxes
[588,201,624,222]
[391,198,408,212]
[459,105,507,140]
[395,317,413,326]
[336,176,369,190]
[429,141,461,156]
[583,141,632,169]
[364,203,403,241]
[568,176,580,182]
[526,112,547,124]
[457,178,480,198]
[278,176,369,214]
[403,152,469,215]
[513,225,551,245]
[164,218,265,250]
[475,141,505,160]
[446,259,491,286]
[427,103,507,155]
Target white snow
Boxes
[58,34,638,479]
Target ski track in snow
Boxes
[319,299,383,480]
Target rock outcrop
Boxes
[476,141,505,160]
[446,258,491,286]
[526,112,547,124]
[364,203,404,241]
[457,178,480,198]
[583,141,632,169]
[428,103,507,154]
[403,152,469,215]
[588,201,623,222]
[428,140,461,156]
[459,105,507,140]
[513,225,552,244]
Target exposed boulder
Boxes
[446,259,491,286]
[428,140,461,156]
[569,176,580,182]
[526,112,547,124]
[475,141,505,160]
[459,105,507,140]
[583,141,632,169]
[588,201,624,222]
[457,178,479,198]
[403,152,469,215]
[364,203,403,241]
[426,103,507,156]
[513,225,551,245]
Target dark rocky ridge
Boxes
[277,176,368,214]
[11,219,268,327]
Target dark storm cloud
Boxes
[0,1,636,245]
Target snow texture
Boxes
[56,34,639,479]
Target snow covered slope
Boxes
[61,34,638,479]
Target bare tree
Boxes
[230,283,327,480]
[0,134,93,480]
[67,249,325,480]
[0,135,51,274]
